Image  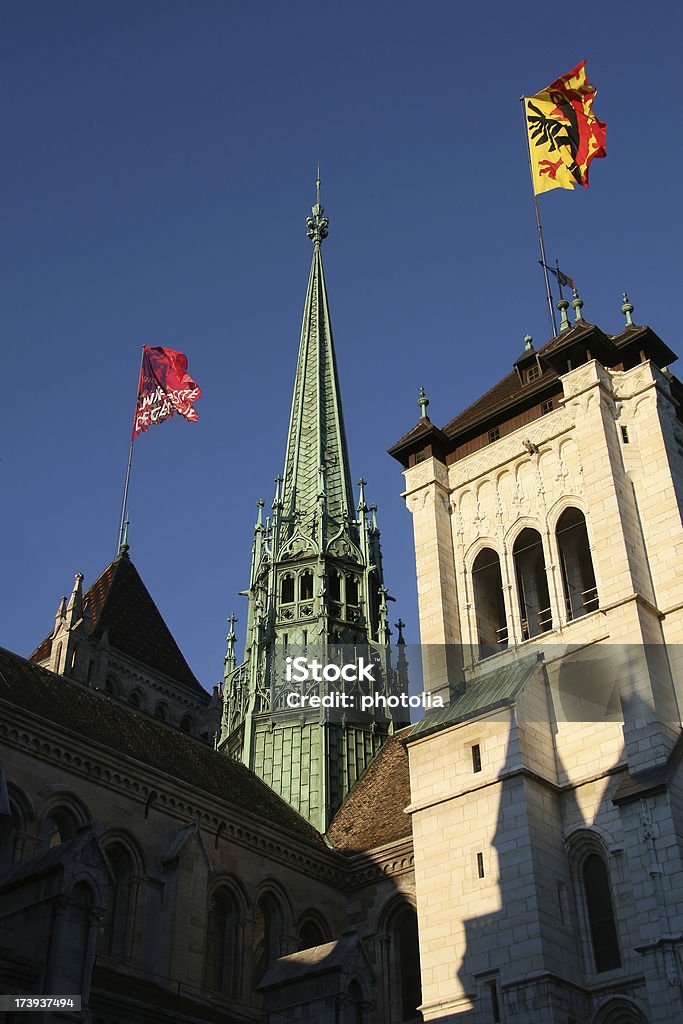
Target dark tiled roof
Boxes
[326,729,412,852]
[30,553,205,695]
[441,366,559,438]
[407,655,540,741]
[0,648,324,847]
[439,324,607,440]
[259,935,360,988]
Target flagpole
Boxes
[117,345,145,554]
[520,97,557,337]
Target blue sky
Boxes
[2,1,681,690]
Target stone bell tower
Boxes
[218,180,408,831]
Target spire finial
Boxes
[524,334,534,352]
[571,288,584,323]
[557,296,570,332]
[622,291,634,327]
[357,477,368,513]
[396,618,406,644]
[418,386,430,419]
[307,169,329,248]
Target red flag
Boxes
[133,346,202,439]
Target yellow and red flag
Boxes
[525,61,606,195]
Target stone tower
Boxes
[219,181,408,832]
[390,294,683,1022]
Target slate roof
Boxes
[326,729,412,852]
[0,648,324,847]
[30,552,205,696]
[407,655,540,742]
[258,934,362,988]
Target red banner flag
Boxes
[133,346,202,439]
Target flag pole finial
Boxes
[118,518,130,556]
[571,288,585,323]
[622,292,634,327]
[418,386,430,419]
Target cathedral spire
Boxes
[281,177,354,528]
[219,184,407,831]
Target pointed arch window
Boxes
[253,893,283,987]
[386,904,421,1022]
[204,887,240,996]
[280,574,295,604]
[346,575,359,608]
[300,571,314,601]
[556,507,598,621]
[583,853,621,972]
[179,714,192,734]
[328,570,342,603]
[472,548,508,658]
[99,842,134,959]
[513,528,552,639]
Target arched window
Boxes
[253,893,283,987]
[128,690,142,709]
[583,853,621,973]
[329,571,342,603]
[42,807,79,848]
[346,575,359,608]
[154,702,169,722]
[0,806,18,867]
[300,571,314,601]
[297,916,327,951]
[179,715,192,734]
[513,528,552,639]
[557,507,598,621]
[204,888,240,996]
[280,575,295,604]
[62,882,95,991]
[104,674,118,696]
[100,843,134,959]
[384,904,421,1022]
[472,548,508,657]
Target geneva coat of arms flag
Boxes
[525,61,607,195]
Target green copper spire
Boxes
[281,175,354,530]
[219,184,407,831]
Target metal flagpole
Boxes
[520,96,557,337]
[117,345,145,554]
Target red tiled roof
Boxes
[30,554,205,695]
[0,647,324,846]
[326,729,412,852]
